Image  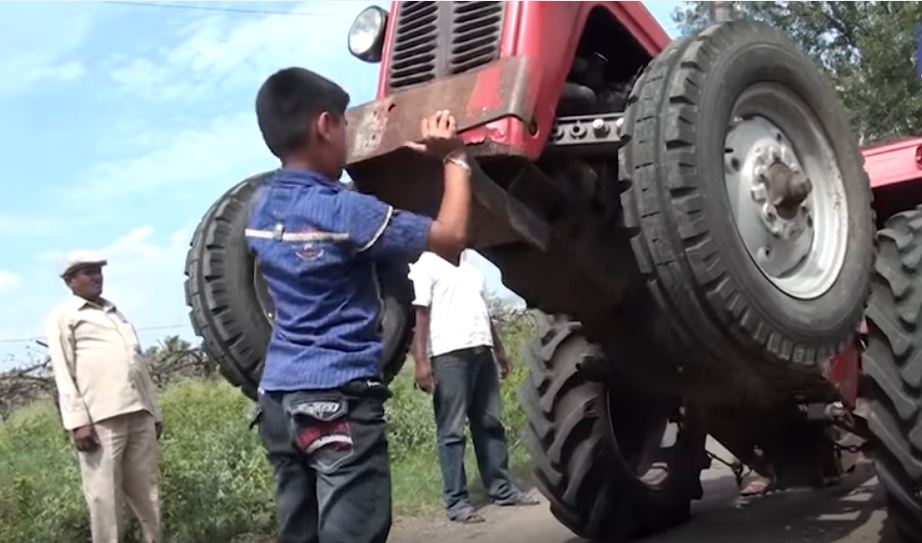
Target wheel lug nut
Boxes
[591,118,610,136]
[764,205,777,221]
[751,185,766,202]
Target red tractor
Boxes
[185,2,922,540]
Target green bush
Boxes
[0,380,276,543]
[0,309,537,541]
[155,381,276,542]
[0,402,89,543]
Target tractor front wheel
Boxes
[619,20,873,377]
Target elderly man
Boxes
[45,251,163,543]
[409,249,538,523]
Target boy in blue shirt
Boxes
[247,67,471,543]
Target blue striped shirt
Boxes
[247,169,432,391]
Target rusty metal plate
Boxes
[346,55,534,166]
[347,150,550,251]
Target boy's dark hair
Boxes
[255,67,350,159]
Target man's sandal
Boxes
[449,509,485,524]
[740,476,774,497]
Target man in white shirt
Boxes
[409,249,538,523]
[45,251,162,543]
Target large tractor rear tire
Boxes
[184,174,414,399]
[520,314,708,541]
[619,20,873,374]
[865,208,922,541]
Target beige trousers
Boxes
[77,410,161,543]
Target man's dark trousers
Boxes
[432,345,516,516]
[258,380,391,543]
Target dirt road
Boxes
[390,455,896,543]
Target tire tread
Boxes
[866,207,922,540]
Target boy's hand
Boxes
[405,110,464,159]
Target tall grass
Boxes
[0,310,536,542]
[0,381,276,543]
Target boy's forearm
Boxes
[427,154,471,263]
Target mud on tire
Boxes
[865,208,922,541]
[619,21,874,372]
[184,174,415,399]
[519,313,708,541]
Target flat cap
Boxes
[60,250,108,278]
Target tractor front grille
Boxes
[387,1,506,92]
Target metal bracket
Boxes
[546,113,623,156]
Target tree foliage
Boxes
[673,1,922,144]
[142,335,216,386]
[0,335,215,420]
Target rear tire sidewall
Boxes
[694,33,872,342]
[224,178,272,364]
[189,175,271,397]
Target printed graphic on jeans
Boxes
[289,398,355,469]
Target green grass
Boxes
[0,311,536,541]
[0,380,277,543]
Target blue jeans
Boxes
[257,380,391,543]
[432,346,517,515]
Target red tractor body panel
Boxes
[864,137,922,189]
[350,1,667,166]
[825,331,863,409]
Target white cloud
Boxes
[0,223,200,365]
[0,270,20,294]
[28,59,87,84]
[79,1,383,201]
[74,111,272,200]
[95,225,194,327]
[0,214,66,237]
[108,1,368,102]
[0,58,87,94]
[54,60,87,81]
[0,3,94,95]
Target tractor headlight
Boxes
[348,6,388,63]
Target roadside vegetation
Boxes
[0,301,534,542]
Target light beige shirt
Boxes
[45,295,162,431]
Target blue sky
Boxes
[0,1,680,367]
